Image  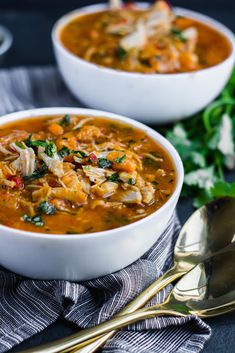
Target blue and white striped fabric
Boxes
[0,67,211,353]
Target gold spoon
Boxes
[22,197,235,353]
[67,196,235,353]
[26,243,235,353]
[67,243,235,337]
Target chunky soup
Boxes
[60,0,231,74]
[0,115,176,234]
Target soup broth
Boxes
[60,1,231,74]
[0,114,176,234]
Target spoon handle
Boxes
[24,264,183,353]
[59,306,187,353]
[67,264,183,353]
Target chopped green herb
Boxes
[171,28,187,42]
[211,181,235,198]
[98,158,113,169]
[24,134,33,147]
[71,150,88,158]
[108,172,119,183]
[164,67,235,208]
[23,164,47,181]
[32,140,47,147]
[38,201,56,215]
[22,214,44,227]
[15,141,25,149]
[128,178,135,185]
[116,46,127,60]
[58,146,70,158]
[184,166,216,190]
[24,135,47,149]
[60,114,70,126]
[45,142,57,157]
[115,155,126,163]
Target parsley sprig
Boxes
[22,214,44,227]
[165,68,235,207]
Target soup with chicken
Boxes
[60,0,231,74]
[0,114,176,234]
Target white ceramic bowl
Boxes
[52,3,235,124]
[0,107,183,281]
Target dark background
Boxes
[0,1,234,352]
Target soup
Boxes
[0,114,176,234]
[60,0,231,74]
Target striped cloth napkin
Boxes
[0,67,211,353]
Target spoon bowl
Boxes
[170,245,235,316]
[175,196,235,271]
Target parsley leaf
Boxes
[184,166,217,190]
[98,158,113,169]
[115,155,126,163]
[71,150,88,158]
[15,141,25,149]
[22,214,44,227]
[58,146,70,158]
[164,67,235,208]
[108,172,119,183]
[211,181,235,198]
[45,142,57,157]
[128,178,135,185]
[116,46,127,60]
[24,135,47,149]
[60,114,70,126]
[23,164,47,181]
[38,201,56,215]
[171,28,187,42]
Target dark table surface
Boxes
[0,0,234,352]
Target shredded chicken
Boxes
[92,181,118,198]
[143,153,164,163]
[11,145,36,177]
[110,0,122,10]
[106,23,133,35]
[0,144,13,155]
[119,171,137,184]
[117,186,142,204]
[82,166,106,184]
[120,20,147,50]
[0,130,29,146]
[73,117,94,130]
[32,184,51,202]
[38,147,64,178]
[141,182,155,204]
[51,187,87,204]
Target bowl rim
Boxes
[52,2,235,78]
[0,107,184,239]
[0,25,13,56]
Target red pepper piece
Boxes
[7,175,24,188]
[89,152,98,164]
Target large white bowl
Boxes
[52,3,235,124]
[0,107,183,281]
